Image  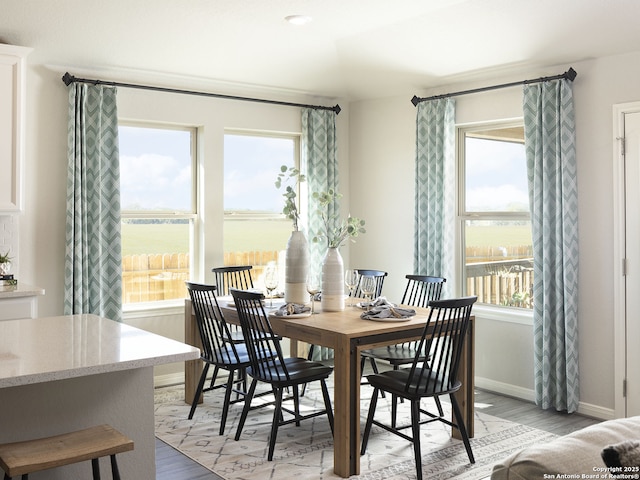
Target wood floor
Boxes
[155,388,602,480]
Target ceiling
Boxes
[2,0,640,102]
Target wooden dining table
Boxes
[183,297,475,478]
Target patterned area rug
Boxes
[155,381,556,480]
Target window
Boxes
[119,124,196,305]
[223,132,299,288]
[459,123,533,309]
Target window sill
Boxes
[474,303,533,326]
[123,299,186,320]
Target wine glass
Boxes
[263,263,279,308]
[344,269,359,307]
[306,272,321,314]
[360,275,376,309]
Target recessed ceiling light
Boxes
[285,15,312,26]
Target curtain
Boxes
[523,79,579,413]
[302,107,338,360]
[413,98,456,297]
[64,83,122,321]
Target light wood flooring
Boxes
[155,388,602,480]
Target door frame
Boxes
[613,101,640,418]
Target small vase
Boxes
[0,262,10,276]
[321,247,345,312]
[285,230,309,304]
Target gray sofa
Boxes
[491,416,640,479]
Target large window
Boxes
[223,132,299,288]
[119,124,196,305]
[459,123,533,309]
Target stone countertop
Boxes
[0,314,200,388]
[0,283,45,299]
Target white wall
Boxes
[15,47,640,415]
[349,51,640,418]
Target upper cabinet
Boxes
[0,44,31,214]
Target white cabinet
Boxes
[0,284,44,320]
[0,44,31,213]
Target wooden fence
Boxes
[122,246,534,307]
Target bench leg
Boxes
[91,458,101,479]
[110,454,121,480]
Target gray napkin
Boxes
[275,303,311,316]
[360,297,415,320]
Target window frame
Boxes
[119,121,199,311]
[456,120,534,320]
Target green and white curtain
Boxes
[64,83,122,321]
[414,98,456,296]
[302,107,338,360]
[523,79,579,413]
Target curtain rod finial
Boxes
[566,67,577,82]
[62,72,73,86]
[333,104,341,114]
[411,95,421,107]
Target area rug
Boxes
[155,381,556,480]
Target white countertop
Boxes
[0,314,200,388]
[0,283,45,299]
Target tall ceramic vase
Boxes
[285,230,309,304]
[321,247,345,312]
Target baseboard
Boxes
[154,372,185,388]
[475,376,614,420]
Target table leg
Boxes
[452,318,475,439]
[332,336,359,477]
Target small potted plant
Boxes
[0,250,12,276]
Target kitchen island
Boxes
[0,314,200,479]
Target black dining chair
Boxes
[360,275,446,422]
[360,296,477,480]
[306,268,388,365]
[185,282,251,435]
[352,269,388,299]
[230,288,334,461]
[212,265,254,296]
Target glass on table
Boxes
[306,272,321,314]
[264,262,279,308]
[359,275,376,310]
[344,269,359,307]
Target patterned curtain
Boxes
[64,83,122,321]
[302,107,338,360]
[414,98,456,297]
[523,79,579,413]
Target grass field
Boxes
[121,221,532,256]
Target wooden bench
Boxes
[0,424,134,479]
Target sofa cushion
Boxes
[491,416,640,480]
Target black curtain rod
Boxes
[62,72,341,114]
[411,67,577,106]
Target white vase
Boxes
[321,247,345,312]
[285,230,309,304]
[0,262,10,276]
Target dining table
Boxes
[183,296,474,478]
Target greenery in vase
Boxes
[0,250,12,264]
[312,189,366,248]
[275,165,306,231]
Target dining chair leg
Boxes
[189,363,210,419]
[208,365,220,390]
[434,396,445,416]
[219,368,237,435]
[292,385,301,426]
[234,378,258,441]
[360,387,380,455]
[411,399,423,480]
[268,388,284,461]
[320,379,334,435]
[450,394,475,463]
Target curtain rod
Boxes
[411,67,577,106]
[62,72,341,114]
